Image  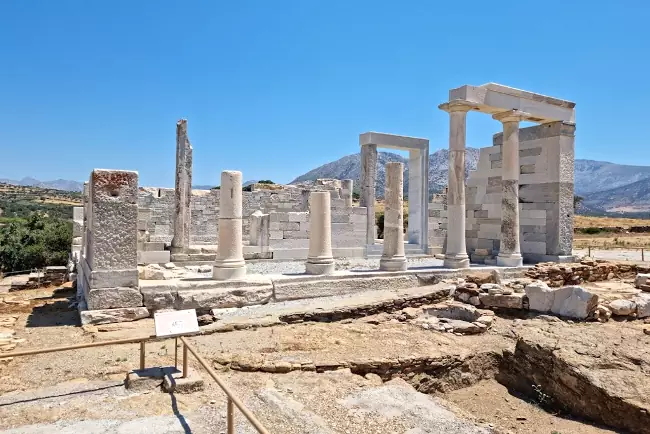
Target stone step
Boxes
[205,284,451,332]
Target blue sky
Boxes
[1,0,648,187]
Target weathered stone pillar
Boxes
[171,119,193,253]
[439,101,474,268]
[493,110,528,267]
[305,191,335,275]
[249,210,270,249]
[407,145,429,250]
[360,144,377,245]
[83,170,141,310]
[341,179,353,207]
[380,162,407,271]
[213,171,246,280]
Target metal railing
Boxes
[0,335,269,434]
[582,246,647,261]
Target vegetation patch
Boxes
[0,214,72,273]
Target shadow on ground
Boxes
[25,288,79,328]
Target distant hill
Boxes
[574,160,650,195]
[0,177,84,192]
[582,177,650,213]
[0,183,82,220]
[11,152,650,214]
[292,152,650,214]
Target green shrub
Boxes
[582,227,601,235]
[0,214,71,272]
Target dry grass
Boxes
[574,215,650,228]
[40,198,81,205]
[573,233,650,248]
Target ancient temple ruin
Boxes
[73,83,576,324]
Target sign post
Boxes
[154,309,200,377]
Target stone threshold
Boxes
[202,285,452,333]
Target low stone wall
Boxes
[525,259,650,287]
[138,180,359,247]
[427,192,447,253]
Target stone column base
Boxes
[443,255,470,269]
[213,265,247,281]
[305,261,335,275]
[380,256,407,272]
[497,253,523,267]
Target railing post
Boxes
[588,246,591,257]
[227,398,234,434]
[174,337,178,369]
[182,343,188,378]
[139,341,145,370]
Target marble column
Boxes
[493,110,528,267]
[380,162,407,271]
[171,119,193,253]
[213,171,247,280]
[305,191,335,275]
[360,144,378,245]
[341,179,353,207]
[439,101,474,269]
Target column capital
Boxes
[438,100,479,113]
[492,110,531,123]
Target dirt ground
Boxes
[0,283,648,433]
[573,232,650,248]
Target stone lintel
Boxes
[359,131,429,150]
[448,83,575,123]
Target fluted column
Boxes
[493,110,529,267]
[213,171,247,280]
[305,191,335,275]
[439,101,474,269]
[380,162,407,271]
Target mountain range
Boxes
[0,177,85,192]
[291,150,650,215]
[6,153,650,214]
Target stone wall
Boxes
[525,259,648,287]
[428,191,447,253]
[138,179,363,249]
[465,122,575,262]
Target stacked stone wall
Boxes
[428,191,447,252]
[138,180,363,248]
[525,259,648,287]
[465,122,575,262]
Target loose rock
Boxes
[608,299,637,316]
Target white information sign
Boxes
[154,309,200,338]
